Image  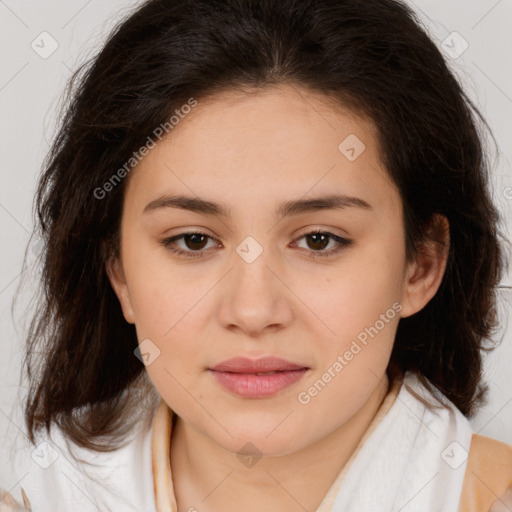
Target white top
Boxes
[4,371,473,512]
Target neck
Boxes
[170,374,391,512]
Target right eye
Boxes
[160,231,220,258]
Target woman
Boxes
[3,0,511,510]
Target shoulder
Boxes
[459,433,512,512]
[4,416,157,512]
[398,372,512,512]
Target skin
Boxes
[107,84,449,512]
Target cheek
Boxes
[298,236,405,345]
[124,255,211,372]
[122,236,203,336]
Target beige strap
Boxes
[152,399,178,512]
[458,434,512,512]
[0,487,31,511]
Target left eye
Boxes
[292,230,352,257]
[160,230,352,259]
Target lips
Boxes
[210,356,307,373]
[209,357,309,398]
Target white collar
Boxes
[151,374,403,512]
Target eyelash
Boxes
[160,229,352,259]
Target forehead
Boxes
[124,84,398,216]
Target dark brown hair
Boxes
[16,0,508,452]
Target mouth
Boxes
[208,357,309,398]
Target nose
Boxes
[217,240,295,338]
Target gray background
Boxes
[1,0,511,489]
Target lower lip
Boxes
[209,368,308,398]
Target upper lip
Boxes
[210,357,308,373]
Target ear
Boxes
[400,214,450,318]
[106,255,136,324]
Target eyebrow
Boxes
[143,193,372,218]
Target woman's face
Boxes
[108,84,445,456]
